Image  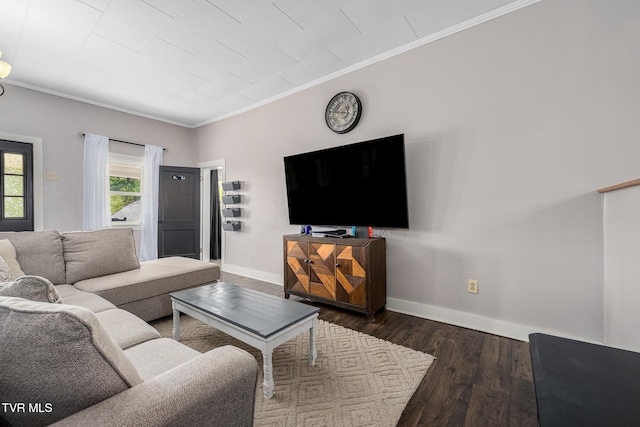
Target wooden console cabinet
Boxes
[283,234,386,322]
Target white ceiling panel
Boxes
[75,35,138,69]
[142,0,191,18]
[130,39,194,78]
[276,13,360,62]
[158,0,240,55]
[78,0,112,12]
[24,0,101,46]
[331,16,418,66]
[279,51,345,86]
[9,57,61,88]
[272,0,345,29]
[93,0,172,51]
[211,92,255,112]
[156,69,208,96]
[340,0,415,33]
[217,4,302,61]
[0,0,537,126]
[16,31,80,72]
[109,65,165,94]
[207,0,272,23]
[240,75,294,101]
[198,71,251,99]
[0,0,27,58]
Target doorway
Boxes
[199,159,225,265]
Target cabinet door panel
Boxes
[336,245,367,306]
[309,243,336,300]
[286,240,310,293]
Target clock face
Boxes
[325,92,362,134]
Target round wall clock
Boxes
[325,92,362,134]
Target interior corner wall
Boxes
[194,0,640,342]
[0,85,196,232]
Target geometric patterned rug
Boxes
[152,316,435,427]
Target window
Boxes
[0,140,33,231]
[108,153,143,226]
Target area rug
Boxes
[152,316,434,427]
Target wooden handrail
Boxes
[598,178,640,193]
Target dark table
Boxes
[529,333,640,427]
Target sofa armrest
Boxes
[51,345,259,427]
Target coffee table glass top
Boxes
[170,282,319,338]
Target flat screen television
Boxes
[283,134,409,228]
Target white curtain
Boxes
[140,145,163,261]
[82,134,110,230]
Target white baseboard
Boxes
[386,298,603,344]
[219,265,600,344]
[222,264,284,286]
[386,298,535,341]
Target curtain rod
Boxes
[78,132,168,152]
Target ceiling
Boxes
[0,0,533,128]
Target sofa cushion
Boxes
[0,275,62,303]
[95,308,161,349]
[62,228,140,284]
[124,338,201,380]
[74,256,219,306]
[61,291,117,313]
[0,231,66,284]
[0,296,143,426]
[0,239,25,280]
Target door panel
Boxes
[286,240,310,293]
[158,166,200,259]
[309,243,336,300]
[336,245,367,306]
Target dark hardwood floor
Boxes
[220,271,538,427]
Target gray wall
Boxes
[0,85,197,231]
[194,0,640,342]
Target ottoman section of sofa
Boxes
[73,257,220,320]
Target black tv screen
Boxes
[284,134,409,228]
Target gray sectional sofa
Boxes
[0,228,219,321]
[0,229,260,426]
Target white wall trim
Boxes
[0,132,44,231]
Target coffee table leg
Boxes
[309,316,317,366]
[172,307,181,341]
[263,350,274,399]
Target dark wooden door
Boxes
[158,166,200,259]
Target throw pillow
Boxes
[0,239,26,279]
[0,275,62,304]
[0,255,12,282]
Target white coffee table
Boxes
[170,282,319,399]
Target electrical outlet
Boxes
[467,279,479,294]
[45,171,59,181]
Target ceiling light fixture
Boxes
[0,51,10,97]
[0,51,11,79]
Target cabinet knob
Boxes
[335,263,340,267]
